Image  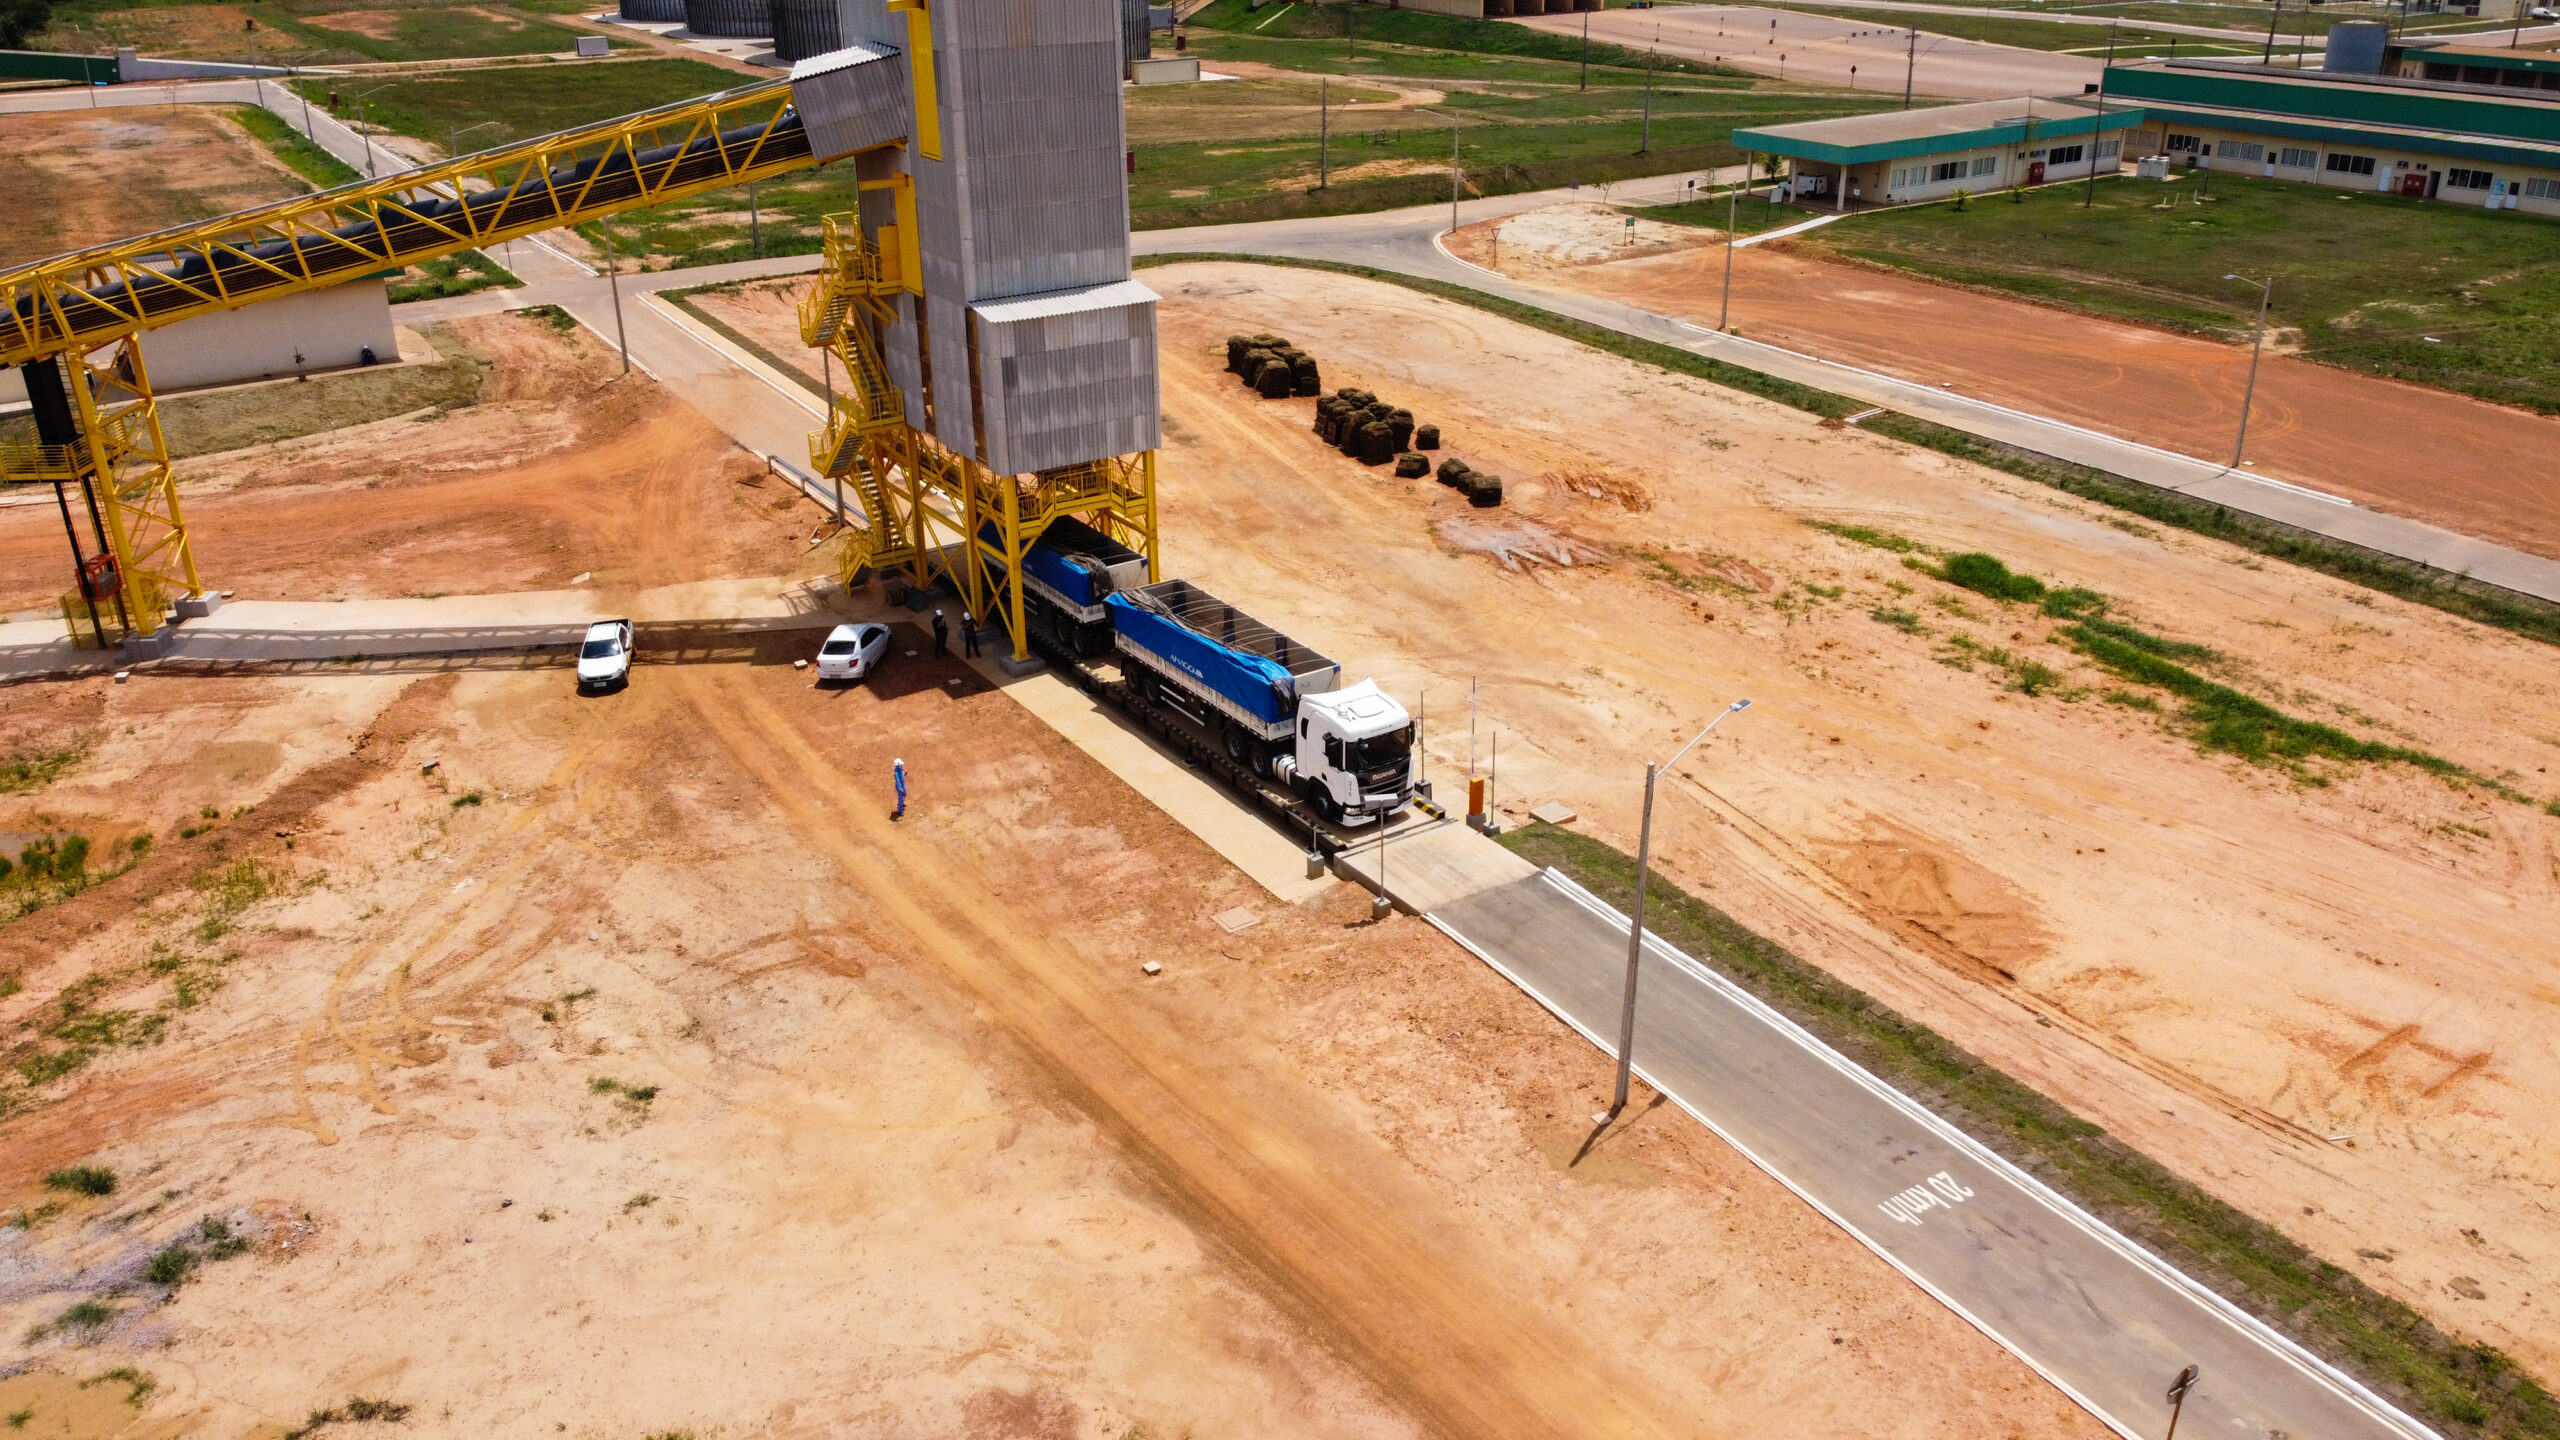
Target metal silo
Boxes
[2322,21,2389,75]
[1121,0,1150,74]
[772,0,842,62]
[682,0,770,39]
[618,0,684,21]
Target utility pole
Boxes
[1597,700,1751,1127]
[2225,272,2271,469]
[1318,76,1329,189]
[1346,0,1355,60]
[2085,22,2118,209]
[1580,6,1591,90]
[749,179,761,256]
[1903,24,1918,110]
[1640,28,1657,153]
[2262,0,2283,64]
[603,215,630,376]
[1719,158,1741,329]
[1448,119,1461,235]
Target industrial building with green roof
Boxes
[1733,39,2560,217]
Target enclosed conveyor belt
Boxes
[0,39,911,368]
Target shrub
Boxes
[1938,552,2046,604]
[45,1166,116,1197]
[145,1244,198,1287]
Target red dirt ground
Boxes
[1523,235,2560,562]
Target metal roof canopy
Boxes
[1732,97,2145,166]
[2107,60,2560,144]
[2135,98,2560,171]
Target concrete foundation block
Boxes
[176,592,225,620]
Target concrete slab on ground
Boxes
[1428,868,2432,1440]
[976,663,1336,905]
[1333,819,1537,914]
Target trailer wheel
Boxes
[1223,723,1251,767]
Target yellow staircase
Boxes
[802,214,915,579]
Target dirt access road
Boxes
[1517,5,2101,99]
[0,306,2093,1437]
[1463,204,2560,562]
[1141,262,2560,1392]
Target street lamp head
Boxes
[2223,272,2240,280]
[1729,698,1752,712]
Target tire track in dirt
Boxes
[681,667,1695,1440]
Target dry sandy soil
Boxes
[1455,201,2560,561]
[1139,263,2560,1385]
[0,313,810,614]
[0,108,305,270]
[0,298,2104,1438]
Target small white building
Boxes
[0,278,398,409]
[1733,96,2144,211]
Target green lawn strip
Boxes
[1795,172,2560,414]
[1186,0,1741,75]
[1498,820,2558,1439]
[226,104,360,190]
[656,286,828,401]
[386,249,518,304]
[1761,3,2197,51]
[1133,251,2560,650]
[290,57,742,157]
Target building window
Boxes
[2325,152,2378,177]
[2165,133,2202,153]
[2424,60,2460,80]
[2222,141,2264,164]
[1971,155,2001,177]
[2526,177,2560,200]
[2047,144,2086,166]
[2278,146,2317,169]
[1930,159,1968,183]
[2445,167,2494,189]
[1889,166,1911,188]
[2096,138,2122,161]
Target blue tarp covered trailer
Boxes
[1013,514,1148,621]
[1108,579,1338,740]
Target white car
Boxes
[814,622,891,683]
[576,618,633,692]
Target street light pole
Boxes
[1719,158,1741,329]
[1598,699,1752,1126]
[449,119,497,160]
[352,82,395,178]
[604,215,631,375]
[1640,29,1657,153]
[1318,76,1329,189]
[2084,22,2118,209]
[1448,119,1460,236]
[2224,272,2271,468]
[1580,7,1591,91]
[1903,24,1918,110]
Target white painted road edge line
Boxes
[1519,867,2439,1440]
[1731,210,1848,248]
[1418,905,2148,1440]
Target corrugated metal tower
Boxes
[802,0,1162,663]
[773,0,843,61]
[682,0,771,38]
[619,0,685,21]
[1120,0,1151,76]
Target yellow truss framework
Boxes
[797,213,1159,664]
[0,75,835,638]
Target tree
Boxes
[0,0,56,49]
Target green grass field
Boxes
[1802,171,2560,413]
[227,103,361,189]
[38,0,635,67]
[292,57,746,155]
[1188,0,1740,75]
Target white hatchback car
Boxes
[815,622,892,683]
[576,618,633,692]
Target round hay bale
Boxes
[1255,360,1295,399]
[1467,472,1504,508]
[1357,420,1396,466]
[1291,355,1321,397]
[1435,457,1472,485]
[1413,424,1441,451]
[1395,453,1430,479]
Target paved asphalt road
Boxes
[1527,4,2100,96]
[1432,868,2437,1440]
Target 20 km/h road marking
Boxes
[1877,1170,1973,1226]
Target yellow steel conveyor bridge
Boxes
[0,18,1160,663]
